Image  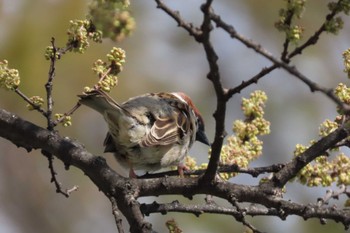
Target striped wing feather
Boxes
[140,108,189,147]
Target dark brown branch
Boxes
[14,88,46,115]
[287,0,344,60]
[198,0,227,183]
[45,37,57,130]
[264,125,350,188]
[136,176,350,229]
[0,108,152,233]
[228,194,262,233]
[138,163,284,179]
[280,4,295,63]
[42,37,69,197]
[155,0,228,183]
[209,11,350,112]
[141,201,262,233]
[1,108,350,230]
[154,0,201,38]
[52,102,81,127]
[41,149,72,197]
[226,64,279,98]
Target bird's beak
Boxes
[196,130,211,146]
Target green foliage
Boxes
[44,46,60,60]
[328,0,350,15]
[324,17,344,35]
[66,19,103,53]
[343,48,350,78]
[85,47,126,93]
[275,0,306,44]
[295,147,350,187]
[335,83,350,115]
[324,0,350,34]
[165,219,183,233]
[0,60,20,90]
[184,91,271,178]
[276,0,350,42]
[88,0,135,42]
[293,62,350,187]
[107,47,126,73]
[219,91,270,180]
[26,96,44,111]
[0,1,131,128]
[319,119,340,137]
[54,113,72,127]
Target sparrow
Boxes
[79,89,210,178]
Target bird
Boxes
[79,89,210,178]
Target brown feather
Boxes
[139,107,189,147]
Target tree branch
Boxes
[198,0,227,183]
[287,0,344,60]
[0,108,151,233]
[264,125,350,188]
[209,11,350,112]
[1,107,350,231]
[138,163,284,179]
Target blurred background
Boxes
[0,0,349,232]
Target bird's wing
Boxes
[139,108,190,147]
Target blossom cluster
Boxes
[219,91,270,180]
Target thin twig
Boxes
[154,0,202,38]
[109,196,125,233]
[229,197,263,233]
[209,11,350,112]
[317,185,347,207]
[226,64,279,98]
[14,88,46,115]
[280,4,295,63]
[138,163,284,179]
[42,37,79,197]
[287,0,344,60]
[45,37,57,130]
[52,102,81,127]
[94,67,112,90]
[42,150,70,197]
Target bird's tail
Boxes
[78,89,123,115]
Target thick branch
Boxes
[136,176,350,229]
[1,108,350,230]
[266,125,350,188]
[0,108,151,233]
